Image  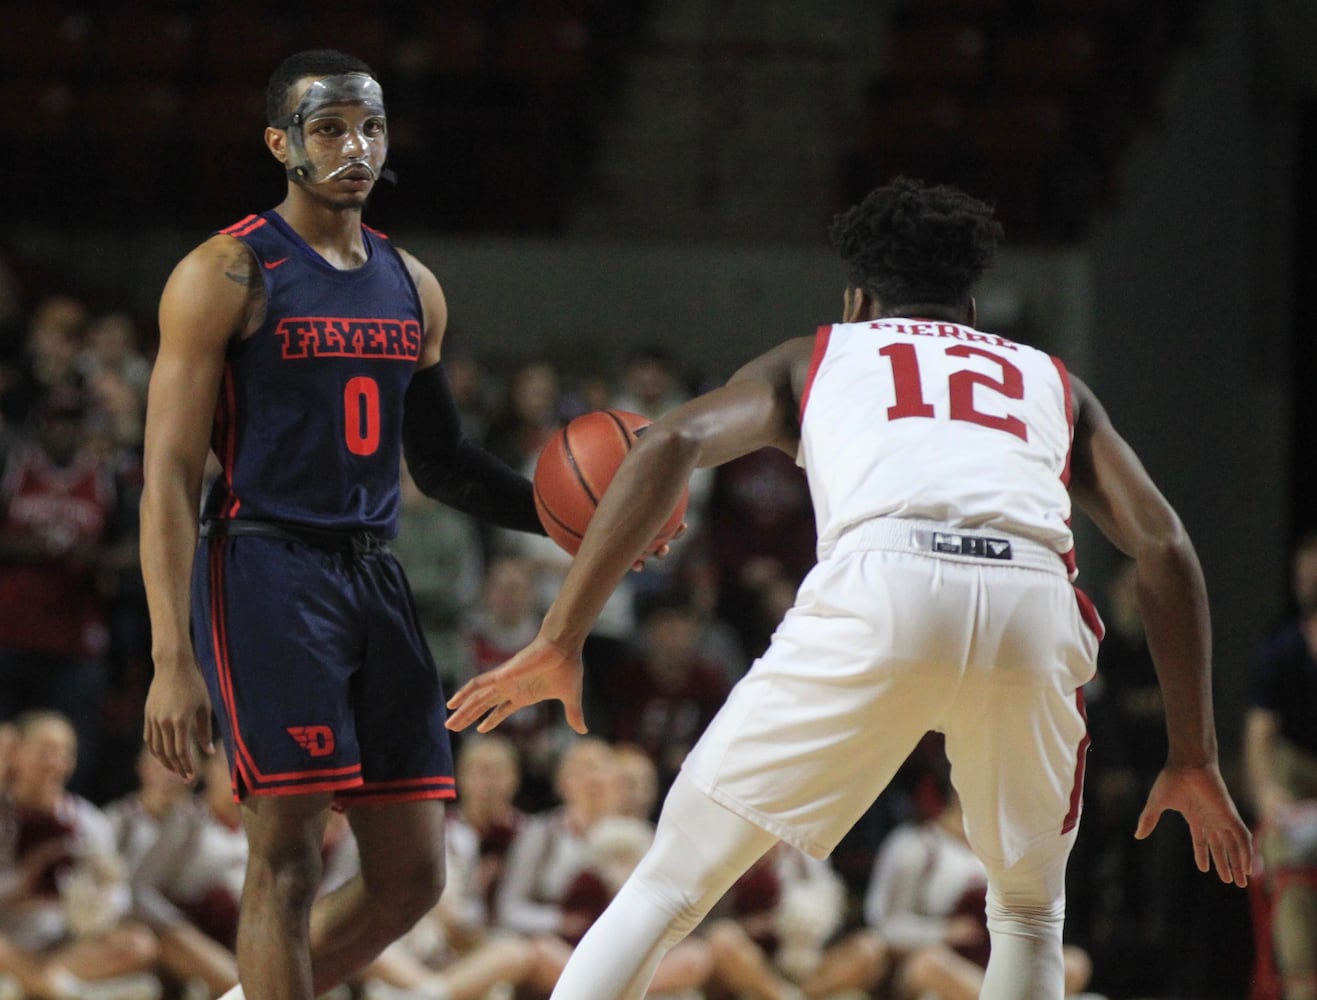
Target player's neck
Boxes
[274,195,368,269]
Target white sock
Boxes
[215,986,245,1000]
[980,890,1066,1000]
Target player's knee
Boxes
[383,861,446,929]
[985,886,1064,940]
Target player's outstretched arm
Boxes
[1068,374,1252,886]
[445,336,811,734]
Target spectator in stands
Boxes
[485,360,564,478]
[76,313,150,403]
[612,743,660,824]
[0,294,88,427]
[807,767,1097,1000]
[394,460,484,690]
[0,710,161,1000]
[604,586,732,797]
[699,841,848,1000]
[494,737,620,940]
[448,735,527,918]
[554,814,714,994]
[462,555,571,810]
[1245,530,1317,1000]
[609,345,710,584]
[105,747,238,1000]
[0,387,139,797]
[702,445,816,659]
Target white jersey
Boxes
[799,319,1076,569]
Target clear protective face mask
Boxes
[271,73,390,185]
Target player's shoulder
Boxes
[172,231,259,287]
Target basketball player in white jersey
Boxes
[445,177,1253,999]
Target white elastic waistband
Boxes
[829,517,1068,575]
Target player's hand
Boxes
[1135,760,1253,886]
[144,658,214,783]
[445,634,586,735]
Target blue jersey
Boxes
[201,211,423,536]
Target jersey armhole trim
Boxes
[799,324,833,421]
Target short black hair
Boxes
[828,177,1003,310]
[266,49,376,125]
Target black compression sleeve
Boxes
[403,363,547,535]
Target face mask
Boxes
[272,73,388,185]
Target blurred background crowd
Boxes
[2,0,1317,999]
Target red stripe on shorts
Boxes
[1061,688,1090,834]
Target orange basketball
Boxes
[533,409,689,557]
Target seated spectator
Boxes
[612,743,660,824]
[0,294,88,427]
[1245,530,1317,1000]
[604,587,732,797]
[0,710,161,1000]
[0,387,140,797]
[462,556,574,810]
[699,841,848,1000]
[448,734,527,919]
[393,460,484,690]
[554,814,713,995]
[105,747,238,1000]
[494,737,620,940]
[812,769,1097,1000]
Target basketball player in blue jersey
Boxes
[446,178,1254,999]
[140,50,554,1000]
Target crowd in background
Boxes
[0,273,1307,999]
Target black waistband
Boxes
[200,518,390,556]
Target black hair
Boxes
[266,49,376,125]
[827,176,1004,310]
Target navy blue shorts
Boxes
[191,534,455,804]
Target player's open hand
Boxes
[143,659,214,783]
[1135,760,1253,886]
[445,633,587,735]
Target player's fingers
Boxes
[563,699,588,736]
[476,701,519,734]
[1133,804,1162,841]
[1191,829,1211,874]
[173,721,197,781]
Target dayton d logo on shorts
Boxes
[287,725,336,757]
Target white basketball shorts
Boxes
[682,516,1103,871]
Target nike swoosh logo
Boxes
[264,257,288,270]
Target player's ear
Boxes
[265,126,290,165]
[842,286,874,323]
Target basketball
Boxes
[533,409,690,557]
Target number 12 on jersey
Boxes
[878,342,1028,442]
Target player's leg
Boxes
[549,774,778,1000]
[236,792,334,1000]
[306,799,447,994]
[943,567,1097,1000]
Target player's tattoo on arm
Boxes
[224,263,262,289]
